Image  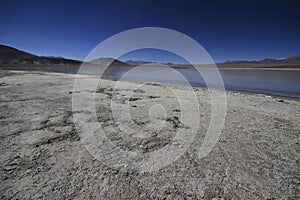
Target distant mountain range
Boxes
[0,45,82,65]
[223,55,300,65]
[125,60,156,65]
[215,55,300,68]
[0,44,299,69]
[125,60,175,66]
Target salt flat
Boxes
[0,70,299,199]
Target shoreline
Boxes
[4,69,300,100]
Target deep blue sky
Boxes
[0,0,299,63]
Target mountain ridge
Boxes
[223,55,300,65]
[0,44,299,68]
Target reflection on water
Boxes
[102,66,300,98]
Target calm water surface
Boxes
[101,66,300,98]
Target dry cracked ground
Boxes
[0,70,299,199]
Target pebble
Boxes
[4,163,18,171]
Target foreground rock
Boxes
[0,70,299,199]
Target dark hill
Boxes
[0,45,81,65]
[90,57,129,66]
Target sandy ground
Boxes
[0,70,299,199]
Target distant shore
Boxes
[1,62,300,70]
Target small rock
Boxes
[4,163,18,171]
[0,82,9,86]
[278,99,284,103]
[173,142,180,146]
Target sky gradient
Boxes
[0,0,299,63]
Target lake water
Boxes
[102,66,300,98]
[5,65,298,98]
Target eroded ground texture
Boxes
[0,70,299,199]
